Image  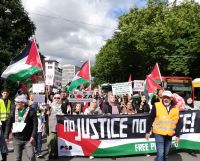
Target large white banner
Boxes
[57,110,200,157]
[112,82,132,95]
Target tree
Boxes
[0,0,35,93]
[91,38,122,85]
[92,0,200,85]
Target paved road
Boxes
[7,145,200,161]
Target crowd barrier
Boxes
[57,110,200,157]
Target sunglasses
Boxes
[54,97,60,99]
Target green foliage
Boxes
[92,0,200,85]
[0,0,35,94]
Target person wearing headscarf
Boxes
[47,94,62,159]
[102,93,121,115]
[84,99,102,115]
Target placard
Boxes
[69,91,93,102]
[112,82,132,95]
[32,94,45,103]
[32,83,45,93]
[133,80,145,91]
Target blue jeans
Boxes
[154,134,172,161]
[34,132,42,154]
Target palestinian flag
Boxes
[148,63,162,84]
[67,60,91,91]
[146,76,162,94]
[145,75,163,106]
[1,39,43,82]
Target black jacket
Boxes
[135,101,150,114]
[4,107,38,141]
[151,95,160,106]
[102,101,121,114]
[61,98,71,114]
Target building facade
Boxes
[45,60,62,85]
[62,64,80,86]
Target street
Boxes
[7,145,200,161]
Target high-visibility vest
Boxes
[0,99,11,121]
[152,102,179,136]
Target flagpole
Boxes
[156,62,162,82]
[32,37,48,104]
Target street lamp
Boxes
[114,29,122,33]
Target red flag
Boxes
[20,83,28,93]
[128,74,132,82]
[77,60,91,80]
[146,75,162,93]
[148,63,162,83]
[26,39,43,69]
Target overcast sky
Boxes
[21,0,200,67]
[21,0,147,67]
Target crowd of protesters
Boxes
[0,86,198,161]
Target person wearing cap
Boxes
[4,94,38,161]
[146,90,182,161]
[0,89,12,134]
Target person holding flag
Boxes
[151,89,164,106]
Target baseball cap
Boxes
[162,90,172,98]
[15,94,28,103]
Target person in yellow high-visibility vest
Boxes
[0,89,11,133]
[146,90,182,161]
